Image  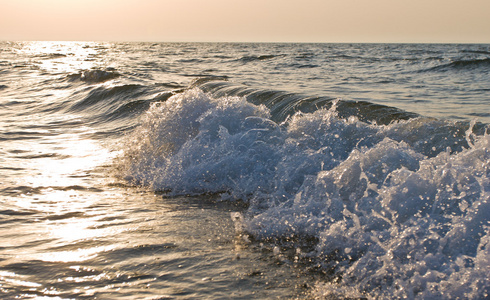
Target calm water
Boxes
[0,41,489,299]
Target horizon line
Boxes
[2,39,490,45]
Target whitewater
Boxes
[1,41,489,299]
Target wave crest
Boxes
[196,80,419,124]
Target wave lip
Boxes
[196,80,419,125]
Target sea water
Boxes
[0,41,489,299]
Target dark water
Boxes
[0,41,489,299]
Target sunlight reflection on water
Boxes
[20,41,101,73]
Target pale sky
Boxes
[1,0,489,43]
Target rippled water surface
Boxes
[1,41,489,299]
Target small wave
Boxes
[41,211,88,221]
[237,54,284,63]
[0,185,44,196]
[34,53,68,59]
[182,74,230,81]
[68,84,146,112]
[154,82,186,89]
[288,63,319,69]
[422,58,490,72]
[15,153,71,160]
[469,112,490,118]
[461,49,490,55]
[295,52,315,59]
[0,131,46,141]
[67,69,120,83]
[213,55,233,59]
[1,184,102,197]
[66,84,170,131]
[0,208,38,216]
[177,58,205,63]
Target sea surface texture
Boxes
[1,42,489,299]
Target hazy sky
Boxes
[1,0,490,43]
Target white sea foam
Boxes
[120,89,489,299]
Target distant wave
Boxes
[461,49,490,55]
[67,69,120,83]
[34,53,68,59]
[237,54,285,63]
[421,58,490,72]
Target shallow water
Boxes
[1,190,309,299]
[1,41,489,299]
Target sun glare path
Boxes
[20,41,104,73]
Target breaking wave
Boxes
[117,87,489,299]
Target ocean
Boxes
[0,41,489,299]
